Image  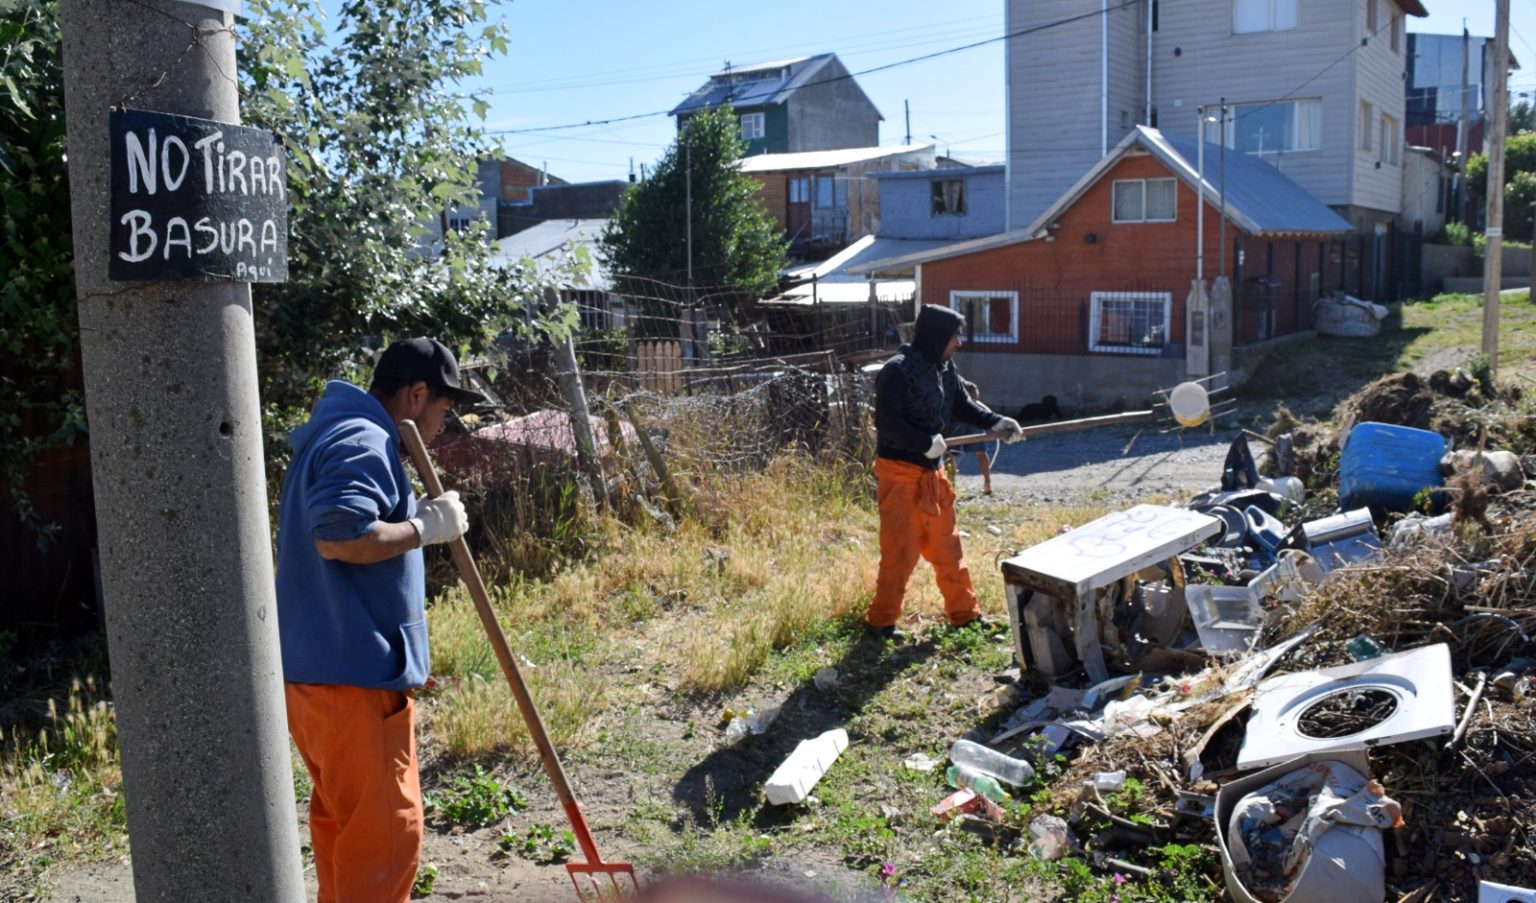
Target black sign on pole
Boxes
[109,108,288,283]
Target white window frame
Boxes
[1111,178,1177,224]
[948,290,1019,344]
[1233,0,1296,33]
[1360,100,1374,151]
[1380,114,1399,165]
[1365,0,1378,33]
[739,112,765,141]
[1089,291,1172,355]
[1207,98,1322,154]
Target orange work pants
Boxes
[285,683,423,903]
[867,457,982,628]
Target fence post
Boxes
[546,287,610,509]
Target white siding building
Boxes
[1006,0,1429,234]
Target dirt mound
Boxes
[1346,371,1437,430]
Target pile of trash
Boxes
[955,368,1536,901]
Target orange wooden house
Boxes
[850,126,1357,411]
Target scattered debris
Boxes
[764,728,848,806]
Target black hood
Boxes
[912,304,964,362]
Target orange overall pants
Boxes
[285,683,423,903]
[867,457,983,628]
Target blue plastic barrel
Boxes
[1339,422,1446,512]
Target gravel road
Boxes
[950,420,1242,505]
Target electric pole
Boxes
[904,99,911,145]
[1458,23,1471,224]
[1483,0,1510,373]
[58,1,304,899]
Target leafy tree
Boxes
[1511,99,1535,135]
[237,0,531,407]
[0,0,86,545]
[601,104,785,298]
[1464,132,1536,241]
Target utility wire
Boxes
[489,0,1141,136]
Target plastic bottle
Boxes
[949,739,1036,788]
[945,765,1007,802]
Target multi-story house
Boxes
[1006,0,1428,237]
[670,53,882,156]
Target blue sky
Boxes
[465,2,1536,185]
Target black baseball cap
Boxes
[372,337,487,407]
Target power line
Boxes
[488,0,1140,137]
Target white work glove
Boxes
[925,434,947,459]
[411,490,468,547]
[991,416,1025,444]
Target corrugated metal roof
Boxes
[739,144,934,173]
[671,54,836,116]
[490,219,612,291]
[870,164,1005,180]
[848,125,1352,274]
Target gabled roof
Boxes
[739,144,933,173]
[671,53,881,119]
[847,126,1352,275]
[490,219,611,291]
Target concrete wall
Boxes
[785,57,881,152]
[956,348,1184,413]
[873,167,1006,240]
[1401,149,1449,234]
[1420,242,1476,294]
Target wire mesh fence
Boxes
[432,277,889,576]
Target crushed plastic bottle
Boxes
[949,739,1036,788]
[945,765,1007,803]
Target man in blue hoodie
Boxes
[866,305,1022,640]
[275,337,480,903]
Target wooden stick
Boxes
[947,409,1156,448]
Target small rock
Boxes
[986,525,1002,536]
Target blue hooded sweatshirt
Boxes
[274,380,428,690]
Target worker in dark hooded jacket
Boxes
[867,305,1022,639]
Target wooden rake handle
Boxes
[946,409,1156,448]
[398,420,605,869]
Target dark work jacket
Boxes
[875,345,1000,469]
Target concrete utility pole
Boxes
[1483,0,1511,373]
[58,2,304,900]
[1458,24,1471,225]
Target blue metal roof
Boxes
[1157,132,1354,236]
[869,164,1005,180]
[670,54,834,117]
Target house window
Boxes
[1233,0,1296,33]
[1111,178,1177,223]
[1381,114,1399,165]
[948,291,1018,344]
[739,112,765,141]
[1360,101,1373,151]
[931,179,967,215]
[789,176,810,204]
[1207,98,1321,154]
[1366,0,1377,33]
[1089,292,1172,355]
[1391,14,1403,51]
[815,174,834,208]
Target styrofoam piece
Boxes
[1216,748,1382,903]
[1480,880,1536,903]
[764,729,849,805]
[1237,644,1455,770]
[1185,584,1264,656]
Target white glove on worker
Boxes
[925,434,948,459]
[991,417,1025,444]
[411,490,469,547]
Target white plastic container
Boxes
[1185,584,1264,655]
[764,729,849,805]
[949,738,1036,788]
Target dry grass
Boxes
[0,676,125,874]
